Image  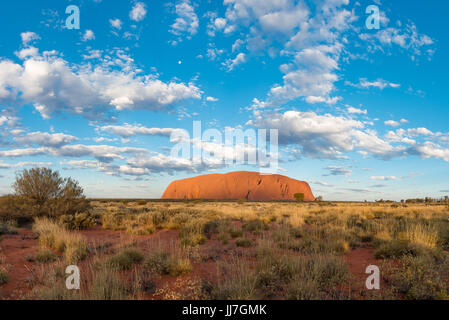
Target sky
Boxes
[0,0,448,201]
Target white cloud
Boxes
[232,39,244,52]
[269,45,341,105]
[82,30,95,41]
[384,120,400,127]
[20,32,40,45]
[350,78,401,90]
[360,23,434,58]
[249,110,404,159]
[100,124,187,139]
[0,161,52,169]
[109,19,123,30]
[214,18,227,30]
[225,53,247,71]
[410,142,449,162]
[0,50,202,119]
[206,96,219,102]
[347,107,367,115]
[15,47,39,60]
[371,176,400,181]
[130,2,147,22]
[170,0,199,41]
[14,132,78,147]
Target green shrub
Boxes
[0,220,18,235]
[11,167,91,219]
[243,219,269,233]
[144,251,193,277]
[230,229,243,238]
[235,238,253,248]
[390,255,448,300]
[0,267,8,285]
[374,240,427,259]
[106,248,144,271]
[144,251,170,275]
[59,212,97,230]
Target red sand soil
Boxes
[343,247,388,299]
[0,229,39,299]
[162,171,315,201]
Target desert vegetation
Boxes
[0,169,448,300]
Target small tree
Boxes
[294,193,305,202]
[13,168,90,218]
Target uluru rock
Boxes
[161,171,315,201]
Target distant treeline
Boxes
[375,196,449,204]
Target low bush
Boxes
[230,228,243,238]
[374,240,427,259]
[106,248,144,271]
[243,219,269,233]
[389,255,449,299]
[0,220,18,235]
[235,238,253,248]
[144,251,192,277]
[59,212,97,230]
[0,267,8,285]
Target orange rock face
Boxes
[161,171,315,201]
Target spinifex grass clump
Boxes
[106,248,144,271]
[144,250,192,277]
[33,218,89,264]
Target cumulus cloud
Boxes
[15,47,39,59]
[130,2,147,22]
[248,110,405,159]
[384,120,400,127]
[269,45,341,105]
[82,30,95,41]
[170,0,199,42]
[109,18,123,30]
[409,142,449,162]
[347,107,367,115]
[14,132,78,147]
[225,53,246,71]
[20,32,40,45]
[0,50,201,119]
[360,22,434,58]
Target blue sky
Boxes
[0,0,448,200]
